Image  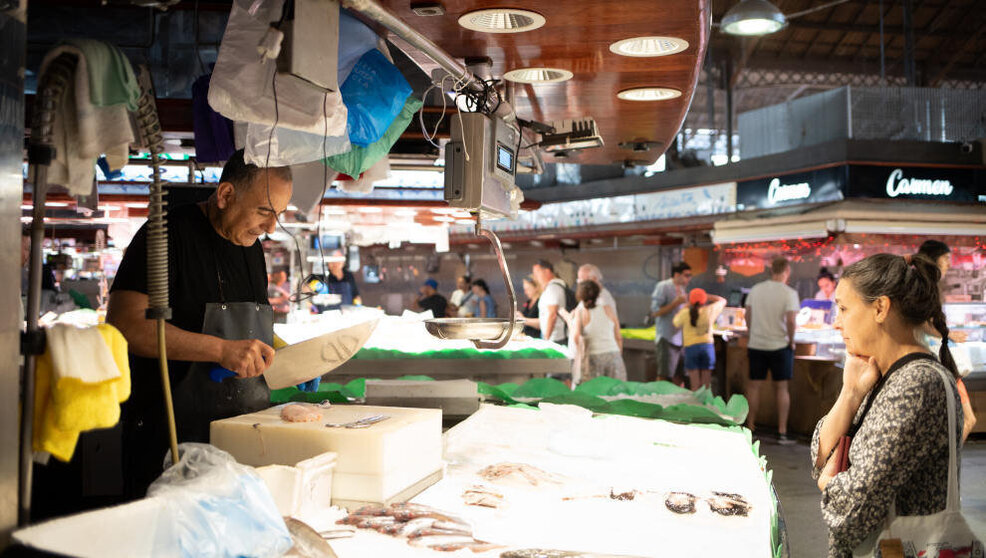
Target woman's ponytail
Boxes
[689,303,699,328]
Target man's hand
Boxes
[672,294,687,306]
[219,339,275,378]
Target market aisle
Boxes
[763,438,986,557]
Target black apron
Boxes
[172,266,273,444]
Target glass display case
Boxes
[943,303,986,379]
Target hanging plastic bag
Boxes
[147,443,292,558]
[209,0,347,136]
[342,49,413,147]
[325,95,422,177]
[244,121,351,167]
[337,9,379,83]
[338,156,390,194]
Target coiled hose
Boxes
[134,69,179,467]
[20,52,77,526]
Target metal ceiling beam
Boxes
[929,23,986,86]
[850,0,896,62]
[819,1,869,59]
[788,20,959,38]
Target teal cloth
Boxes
[64,39,141,111]
[324,95,423,177]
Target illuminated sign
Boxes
[884,168,955,198]
[767,178,812,204]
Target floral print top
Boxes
[810,353,963,557]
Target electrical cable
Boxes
[785,0,851,19]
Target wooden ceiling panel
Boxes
[374,0,711,165]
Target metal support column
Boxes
[724,58,734,163]
[902,0,917,86]
[1,0,26,543]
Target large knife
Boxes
[209,319,378,389]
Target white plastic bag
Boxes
[337,155,389,194]
[208,0,347,136]
[244,122,351,167]
[147,443,292,558]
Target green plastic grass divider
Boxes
[352,347,567,360]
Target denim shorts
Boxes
[684,343,715,370]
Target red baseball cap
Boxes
[689,288,708,305]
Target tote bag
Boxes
[853,366,983,558]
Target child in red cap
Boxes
[673,288,727,390]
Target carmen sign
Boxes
[767,178,812,204]
[884,168,955,198]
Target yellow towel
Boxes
[33,324,131,462]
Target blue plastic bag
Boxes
[341,49,413,147]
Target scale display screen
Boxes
[495,143,515,174]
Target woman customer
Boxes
[672,288,726,390]
[915,239,976,441]
[815,268,837,301]
[571,280,626,381]
[516,275,541,337]
[471,279,497,318]
[811,253,964,556]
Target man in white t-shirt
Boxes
[577,264,619,325]
[533,259,568,344]
[448,274,476,317]
[745,257,800,444]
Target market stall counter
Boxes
[277,311,571,385]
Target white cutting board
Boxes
[211,405,442,503]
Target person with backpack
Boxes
[532,259,572,345]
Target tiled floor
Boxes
[760,436,986,557]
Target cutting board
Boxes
[210,405,442,504]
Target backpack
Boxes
[549,278,578,312]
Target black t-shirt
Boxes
[522,296,540,337]
[111,202,268,383]
[326,269,359,302]
[418,293,448,317]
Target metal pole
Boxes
[879,0,886,84]
[902,0,916,86]
[725,59,734,163]
[342,0,482,93]
[18,176,47,526]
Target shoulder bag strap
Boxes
[934,366,960,512]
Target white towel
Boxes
[36,45,134,196]
[46,323,120,384]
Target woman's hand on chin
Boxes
[843,354,881,402]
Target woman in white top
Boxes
[572,280,626,382]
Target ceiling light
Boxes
[46,202,70,207]
[458,8,546,34]
[609,36,689,57]
[503,68,573,84]
[617,87,682,101]
[393,209,418,217]
[358,207,383,213]
[124,202,148,208]
[21,204,32,210]
[721,0,787,36]
[286,204,298,211]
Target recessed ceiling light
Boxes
[458,8,546,34]
[617,87,682,101]
[503,68,573,84]
[609,36,689,57]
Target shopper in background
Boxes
[533,259,568,345]
[649,262,692,385]
[471,278,497,318]
[577,263,619,324]
[915,240,975,441]
[572,280,626,382]
[815,268,837,301]
[745,257,800,444]
[673,288,727,391]
[415,278,448,317]
[324,249,361,306]
[811,253,965,556]
[517,275,542,337]
[448,274,475,317]
[267,268,291,323]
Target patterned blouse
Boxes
[810,354,963,557]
